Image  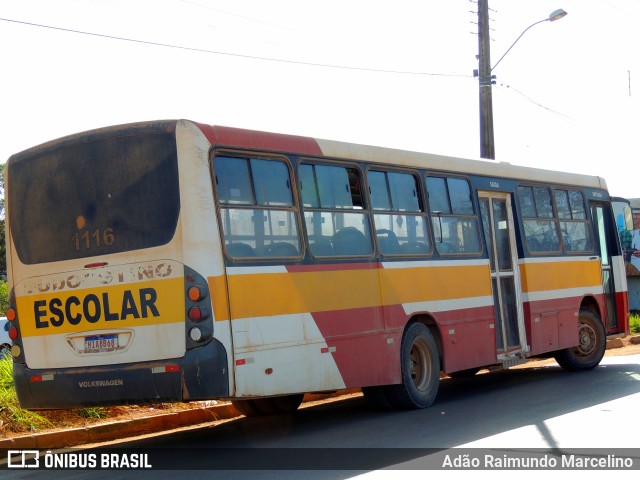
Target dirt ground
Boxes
[1,335,639,439]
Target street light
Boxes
[477,4,568,159]
[492,9,568,72]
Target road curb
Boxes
[0,403,241,449]
[2,332,638,450]
[0,389,361,449]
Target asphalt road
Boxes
[5,354,640,479]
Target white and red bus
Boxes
[3,120,629,413]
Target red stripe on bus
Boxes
[522,293,611,355]
[197,124,323,156]
[286,262,382,273]
[311,303,496,387]
[616,290,630,335]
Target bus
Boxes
[3,119,629,413]
[613,197,640,310]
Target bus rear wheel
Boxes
[383,322,440,409]
[362,386,393,410]
[553,309,606,371]
[231,393,304,417]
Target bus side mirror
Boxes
[624,206,633,232]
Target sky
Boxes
[1,0,639,198]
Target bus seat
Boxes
[399,241,427,255]
[309,236,334,257]
[436,241,458,254]
[333,227,371,256]
[226,242,255,258]
[376,229,400,255]
[265,242,299,257]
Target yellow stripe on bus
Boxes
[519,258,602,293]
[211,263,493,321]
[226,269,381,319]
[17,277,185,337]
[378,263,492,305]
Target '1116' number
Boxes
[72,228,115,251]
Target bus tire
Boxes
[384,322,440,409]
[231,399,262,417]
[553,309,606,371]
[231,394,304,417]
[362,386,393,410]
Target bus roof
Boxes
[8,119,609,192]
[197,121,608,191]
[628,198,640,209]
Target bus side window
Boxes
[517,185,561,254]
[368,170,430,256]
[300,163,373,257]
[426,176,481,255]
[554,189,593,253]
[214,155,301,259]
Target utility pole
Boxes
[476,3,567,160]
[477,0,495,160]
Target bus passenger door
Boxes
[590,201,625,334]
[479,192,528,364]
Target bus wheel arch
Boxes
[580,296,601,321]
[382,320,441,409]
[553,307,606,371]
[410,314,444,369]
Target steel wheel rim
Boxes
[409,337,432,391]
[576,322,597,356]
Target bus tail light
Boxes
[188,307,202,322]
[8,325,18,340]
[184,266,213,350]
[189,327,203,342]
[188,286,203,302]
[5,305,24,361]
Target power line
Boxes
[496,81,571,120]
[0,16,472,78]
[495,80,604,139]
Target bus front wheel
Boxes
[553,309,606,371]
[383,322,440,409]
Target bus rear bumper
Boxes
[13,339,229,410]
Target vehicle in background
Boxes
[613,197,640,311]
[0,317,10,358]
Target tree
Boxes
[0,163,4,220]
[0,220,5,278]
[0,165,5,277]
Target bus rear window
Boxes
[8,132,180,264]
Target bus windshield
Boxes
[8,131,180,264]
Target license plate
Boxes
[84,335,118,353]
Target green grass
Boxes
[78,407,109,419]
[631,313,640,335]
[0,355,52,432]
